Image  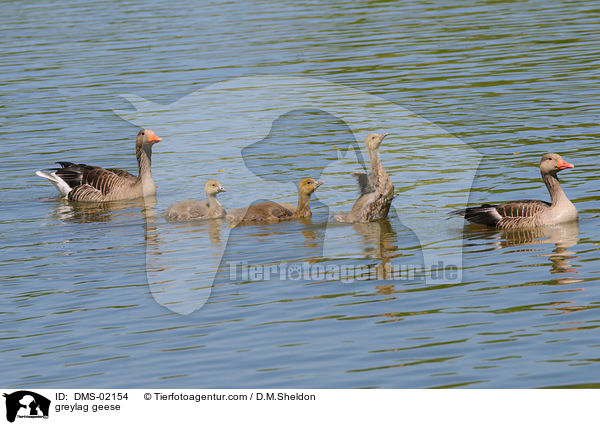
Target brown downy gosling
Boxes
[226,178,324,225]
[165,179,227,221]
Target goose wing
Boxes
[105,168,137,182]
[351,171,375,195]
[494,199,551,218]
[68,184,106,202]
[55,162,132,196]
[454,200,550,227]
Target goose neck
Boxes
[206,193,221,210]
[137,143,153,180]
[543,171,568,206]
[297,192,312,217]
[368,146,381,172]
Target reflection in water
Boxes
[324,208,424,283]
[352,219,397,280]
[143,198,230,314]
[464,220,580,278]
[207,218,224,244]
[4,0,600,390]
[499,221,580,277]
[51,196,157,223]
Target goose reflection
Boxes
[344,210,425,282]
[50,196,157,223]
[351,219,397,280]
[162,217,225,245]
[463,220,580,276]
[220,219,322,263]
[498,220,580,275]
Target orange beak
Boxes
[557,158,574,170]
[147,131,162,143]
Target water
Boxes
[1,0,599,388]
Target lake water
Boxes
[1,0,599,388]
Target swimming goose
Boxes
[334,132,394,222]
[36,129,161,202]
[227,178,323,224]
[165,179,227,221]
[453,153,577,229]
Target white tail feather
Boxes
[35,170,71,197]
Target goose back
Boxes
[227,201,294,224]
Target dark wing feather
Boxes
[452,203,502,227]
[53,162,83,188]
[54,162,133,196]
[351,171,374,195]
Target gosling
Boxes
[165,179,227,221]
[227,178,323,225]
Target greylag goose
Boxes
[165,179,227,221]
[334,132,394,222]
[453,153,577,229]
[36,129,161,202]
[227,178,323,224]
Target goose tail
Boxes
[35,170,71,197]
[450,205,502,227]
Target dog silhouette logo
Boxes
[3,391,50,422]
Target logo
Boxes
[3,391,50,423]
[114,75,482,314]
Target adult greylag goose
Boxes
[334,132,394,223]
[227,178,323,225]
[165,179,227,221]
[36,129,161,202]
[453,153,577,229]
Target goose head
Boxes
[205,179,226,196]
[365,132,388,150]
[136,129,162,148]
[298,178,324,197]
[540,153,574,176]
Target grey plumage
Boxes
[453,153,577,229]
